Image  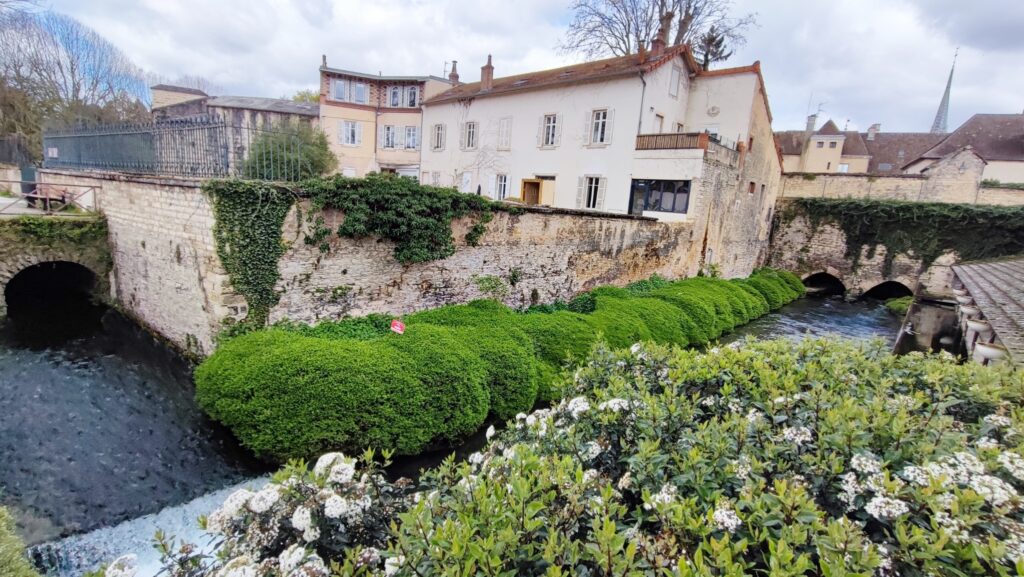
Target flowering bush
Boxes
[162,338,1024,576]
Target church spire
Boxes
[930,48,957,134]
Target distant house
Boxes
[317,57,452,178]
[150,85,319,129]
[777,113,1024,182]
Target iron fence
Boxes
[42,116,316,181]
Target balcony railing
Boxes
[635,132,705,150]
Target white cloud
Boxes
[47,0,1024,133]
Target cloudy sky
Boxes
[48,0,1024,132]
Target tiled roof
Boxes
[817,120,841,136]
[953,255,1024,367]
[775,131,806,156]
[863,132,946,173]
[150,84,208,97]
[425,45,697,104]
[207,96,319,117]
[841,131,868,156]
[918,113,1024,163]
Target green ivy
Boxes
[205,180,296,327]
[0,215,107,245]
[786,198,1024,275]
[301,173,518,264]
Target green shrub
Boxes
[449,325,540,421]
[566,292,596,313]
[885,296,913,317]
[280,313,392,340]
[515,311,599,401]
[404,299,512,327]
[582,296,654,348]
[0,507,40,577]
[241,121,337,181]
[624,274,671,295]
[647,286,719,343]
[731,279,771,317]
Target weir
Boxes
[952,256,1024,367]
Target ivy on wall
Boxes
[205,174,519,329]
[785,198,1024,274]
[0,215,108,245]
[302,173,517,263]
[205,180,296,327]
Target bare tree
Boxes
[147,72,221,95]
[0,11,148,122]
[0,0,40,15]
[561,0,755,60]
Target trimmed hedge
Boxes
[196,269,805,460]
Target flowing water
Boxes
[4,293,900,577]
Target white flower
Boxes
[984,414,1013,428]
[999,452,1024,481]
[630,342,644,355]
[851,453,881,475]
[214,556,258,577]
[644,483,678,510]
[969,474,1018,507]
[583,442,602,460]
[313,453,346,477]
[733,455,752,481]
[323,495,349,519]
[598,398,630,412]
[865,495,910,520]
[885,394,916,411]
[357,547,381,567]
[468,452,485,466]
[933,511,970,543]
[727,399,742,414]
[838,472,861,510]
[782,426,813,446]
[772,396,791,405]
[977,437,1000,450]
[617,472,632,490]
[247,485,281,514]
[105,554,137,577]
[302,525,321,543]
[384,555,405,577]
[292,505,313,532]
[485,425,496,439]
[278,545,308,575]
[699,396,718,407]
[582,469,600,484]
[565,397,591,418]
[220,489,254,519]
[745,408,763,425]
[900,465,930,486]
[712,502,742,533]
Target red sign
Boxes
[390,319,405,335]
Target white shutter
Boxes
[355,122,363,145]
[597,177,607,210]
[440,125,446,151]
[338,120,345,143]
[487,173,496,197]
[537,116,544,147]
[396,126,406,148]
[555,114,563,146]
[606,109,615,144]
[377,125,385,149]
[583,111,592,145]
[459,123,466,150]
[576,177,585,208]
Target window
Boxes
[406,86,418,107]
[748,136,754,151]
[816,141,824,148]
[669,67,681,97]
[390,87,401,107]
[878,163,893,171]
[838,163,850,173]
[541,114,559,147]
[748,181,755,194]
[340,120,360,146]
[432,124,445,151]
[498,117,511,150]
[431,171,440,185]
[341,167,356,177]
[460,172,472,193]
[495,174,509,200]
[829,141,837,149]
[405,126,418,149]
[655,114,665,133]
[333,79,348,101]
[591,109,609,144]
[628,179,691,214]
[462,122,478,150]
[383,125,396,148]
[353,82,368,104]
[760,184,766,194]
[583,176,602,209]
[827,162,832,170]
[421,171,429,182]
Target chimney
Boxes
[321,54,327,68]
[637,40,647,64]
[480,55,494,91]
[867,123,881,141]
[651,34,665,57]
[805,114,817,133]
[448,60,460,84]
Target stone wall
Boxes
[37,169,227,357]
[767,200,956,297]
[0,163,20,193]
[268,205,700,325]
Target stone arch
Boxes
[801,271,846,296]
[861,280,914,300]
[0,252,108,318]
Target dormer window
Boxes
[390,87,401,107]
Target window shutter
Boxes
[377,125,385,149]
[606,109,615,144]
[459,123,466,150]
[396,126,405,148]
[440,125,446,151]
[583,111,592,145]
[338,120,345,143]
[487,173,495,197]
[576,177,585,208]
[355,122,363,145]
[537,116,544,147]
[597,177,607,210]
[555,114,563,146]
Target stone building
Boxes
[150,85,319,129]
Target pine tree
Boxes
[694,25,733,70]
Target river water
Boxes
[4,295,900,576]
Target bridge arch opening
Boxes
[862,281,913,300]
[802,272,846,296]
[3,261,104,343]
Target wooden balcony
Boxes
[635,132,707,151]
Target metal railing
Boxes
[42,116,317,181]
[0,179,98,216]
